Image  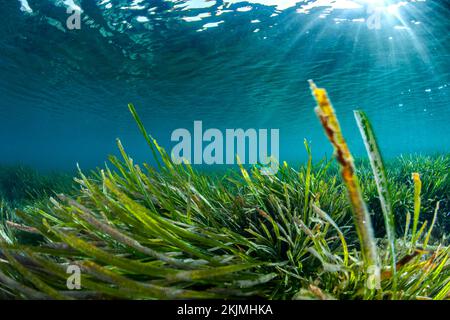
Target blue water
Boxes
[0,0,449,172]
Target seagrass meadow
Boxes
[0,83,448,300]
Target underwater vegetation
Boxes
[0,165,74,207]
[0,83,449,300]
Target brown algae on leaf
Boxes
[309,80,379,273]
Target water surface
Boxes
[0,0,448,171]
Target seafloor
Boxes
[0,103,448,300]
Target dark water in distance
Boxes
[0,0,449,172]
